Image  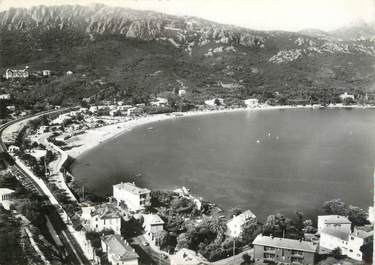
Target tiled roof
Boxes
[102,234,139,261]
[321,228,349,240]
[228,210,256,225]
[319,215,351,224]
[252,235,318,253]
[113,182,150,195]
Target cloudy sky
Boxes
[0,0,374,31]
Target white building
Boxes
[368,206,374,224]
[319,226,373,261]
[317,215,352,234]
[66,70,73,76]
[0,94,10,100]
[8,145,20,153]
[244,98,259,107]
[0,188,15,210]
[142,214,164,242]
[339,92,355,101]
[42,70,51,76]
[171,248,208,265]
[150,97,168,107]
[204,98,224,107]
[178,89,186,96]
[81,203,121,234]
[226,209,257,237]
[5,67,29,79]
[113,182,151,212]
[127,107,144,116]
[101,234,139,265]
[37,126,49,135]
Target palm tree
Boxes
[205,216,227,243]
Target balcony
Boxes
[264,249,276,254]
[291,253,304,258]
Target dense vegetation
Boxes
[0,5,374,108]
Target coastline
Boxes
[64,104,375,161]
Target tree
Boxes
[322,199,349,216]
[360,241,373,264]
[214,98,222,106]
[330,247,343,259]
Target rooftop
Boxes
[321,228,349,240]
[0,188,15,196]
[91,204,121,219]
[113,182,150,195]
[352,226,374,239]
[252,235,318,253]
[143,214,165,225]
[102,234,139,262]
[319,215,351,225]
[228,209,256,225]
[171,248,208,265]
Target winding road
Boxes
[0,109,90,265]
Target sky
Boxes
[0,0,374,31]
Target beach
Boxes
[64,104,375,159]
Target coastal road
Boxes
[0,108,90,265]
[130,234,170,265]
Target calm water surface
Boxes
[72,109,375,219]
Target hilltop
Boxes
[0,4,374,106]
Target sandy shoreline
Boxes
[64,104,375,160]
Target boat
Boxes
[147,127,153,130]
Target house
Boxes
[170,248,208,265]
[0,188,15,210]
[368,206,374,224]
[226,210,256,237]
[127,107,144,116]
[101,234,139,265]
[244,98,259,107]
[317,215,352,234]
[66,70,73,76]
[142,214,164,243]
[42,70,51,76]
[319,226,373,261]
[6,105,16,111]
[339,92,355,101]
[27,149,47,161]
[113,182,151,212]
[81,203,121,234]
[178,89,186,96]
[204,98,224,107]
[0,94,10,100]
[5,67,29,79]
[252,234,318,265]
[8,145,20,153]
[37,126,49,134]
[347,227,373,260]
[150,97,168,107]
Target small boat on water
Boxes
[147,127,153,130]
[256,140,261,143]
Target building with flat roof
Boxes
[113,182,151,212]
[5,67,29,79]
[253,234,318,265]
[226,209,256,237]
[101,234,139,265]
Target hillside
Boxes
[0,4,374,106]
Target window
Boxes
[349,249,353,252]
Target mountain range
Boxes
[0,4,374,105]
